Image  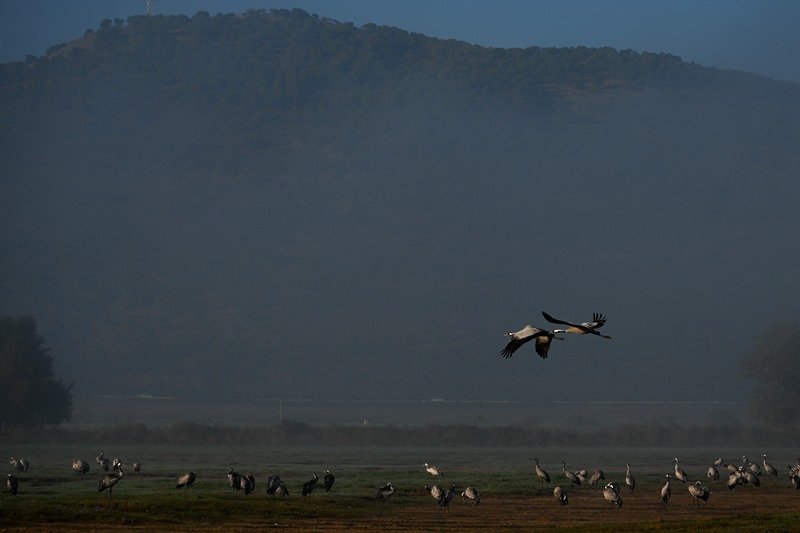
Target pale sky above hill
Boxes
[1,0,799,83]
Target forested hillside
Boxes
[2,9,799,404]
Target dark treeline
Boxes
[2,420,797,448]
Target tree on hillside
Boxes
[740,320,800,427]
[0,316,73,428]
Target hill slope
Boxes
[2,9,799,404]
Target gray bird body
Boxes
[323,469,335,492]
[462,486,480,505]
[603,482,623,509]
[442,485,457,508]
[553,486,568,506]
[266,475,288,497]
[72,458,90,474]
[541,311,612,339]
[424,463,444,478]
[9,458,29,472]
[661,475,671,510]
[762,455,777,477]
[706,466,719,480]
[376,483,395,501]
[96,453,109,472]
[625,464,635,492]
[302,472,318,497]
[7,474,18,495]
[674,458,688,484]
[534,459,550,485]
[589,470,605,485]
[176,471,196,490]
[228,467,241,491]
[425,484,444,506]
[561,461,580,486]
[99,465,124,496]
[502,325,564,359]
[688,481,710,508]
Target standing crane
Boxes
[762,454,777,477]
[674,458,688,483]
[534,458,550,485]
[561,461,580,487]
[589,470,605,485]
[98,464,124,498]
[96,453,110,472]
[688,481,710,508]
[424,463,444,478]
[301,473,318,497]
[72,458,90,474]
[602,482,623,509]
[706,465,719,480]
[625,464,635,492]
[7,474,18,495]
[376,483,395,501]
[661,474,671,511]
[461,486,481,505]
[323,469,335,492]
[553,486,568,506]
[176,471,196,493]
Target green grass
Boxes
[1,444,799,530]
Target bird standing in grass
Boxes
[72,458,90,474]
[661,474,671,511]
[302,473,318,497]
[376,483,395,501]
[425,484,444,507]
[176,471,196,492]
[603,482,623,509]
[762,454,777,477]
[424,463,444,478]
[7,474,18,495]
[674,458,688,483]
[625,464,635,492]
[688,481,710,508]
[461,486,480,505]
[561,461,580,487]
[96,453,109,472]
[534,458,550,485]
[553,486,568,506]
[99,464,124,498]
[323,469,335,492]
[589,470,605,485]
[707,465,719,480]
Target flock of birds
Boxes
[5,452,800,510]
[5,310,800,517]
[501,311,611,359]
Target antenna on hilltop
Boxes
[146,0,154,16]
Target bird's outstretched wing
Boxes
[541,311,574,327]
[501,325,542,358]
[534,335,553,359]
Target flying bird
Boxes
[541,311,612,339]
[501,326,564,359]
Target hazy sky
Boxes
[1,0,799,83]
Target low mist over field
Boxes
[2,8,799,406]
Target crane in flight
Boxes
[541,311,612,339]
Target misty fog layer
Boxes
[1,10,799,401]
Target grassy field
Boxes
[1,444,799,531]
